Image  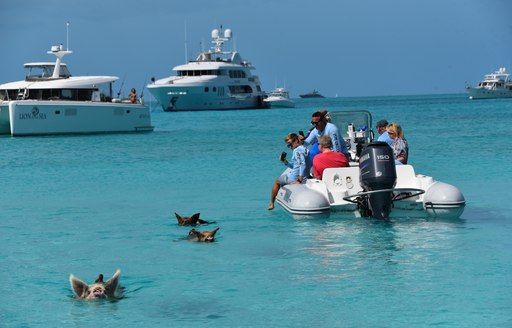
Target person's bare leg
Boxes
[268,178,280,210]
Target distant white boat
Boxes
[466,67,512,99]
[147,26,268,111]
[0,44,153,136]
[264,88,295,108]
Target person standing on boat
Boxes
[268,133,311,210]
[129,88,138,104]
[302,111,349,160]
[376,119,394,146]
[386,122,408,165]
[312,135,349,179]
[305,109,328,161]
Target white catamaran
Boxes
[0,44,153,136]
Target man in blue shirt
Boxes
[376,119,393,146]
[303,111,349,159]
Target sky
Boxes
[1,0,511,98]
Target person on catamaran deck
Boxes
[129,88,138,104]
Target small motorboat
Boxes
[275,110,465,220]
[264,88,295,108]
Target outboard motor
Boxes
[359,142,397,220]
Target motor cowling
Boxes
[359,142,397,220]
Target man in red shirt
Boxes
[312,135,349,179]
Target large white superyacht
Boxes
[147,27,268,111]
[0,44,153,136]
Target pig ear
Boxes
[94,274,104,283]
[69,274,89,298]
[175,213,183,224]
[191,213,201,221]
[104,269,121,295]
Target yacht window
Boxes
[229,70,246,78]
[4,89,19,100]
[65,108,77,116]
[213,87,217,92]
[229,85,253,94]
[61,89,75,100]
[41,66,52,77]
[204,87,209,92]
[59,66,71,77]
[77,89,92,101]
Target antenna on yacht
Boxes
[211,25,231,53]
[48,42,72,78]
[66,21,70,51]
[184,20,188,62]
[117,73,126,98]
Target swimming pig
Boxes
[69,269,121,300]
[187,227,220,242]
[175,212,214,226]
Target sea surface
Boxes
[1,94,511,327]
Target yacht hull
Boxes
[148,85,267,111]
[0,104,10,134]
[2,100,153,136]
[466,87,512,99]
[264,98,295,108]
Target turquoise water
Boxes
[1,94,511,327]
